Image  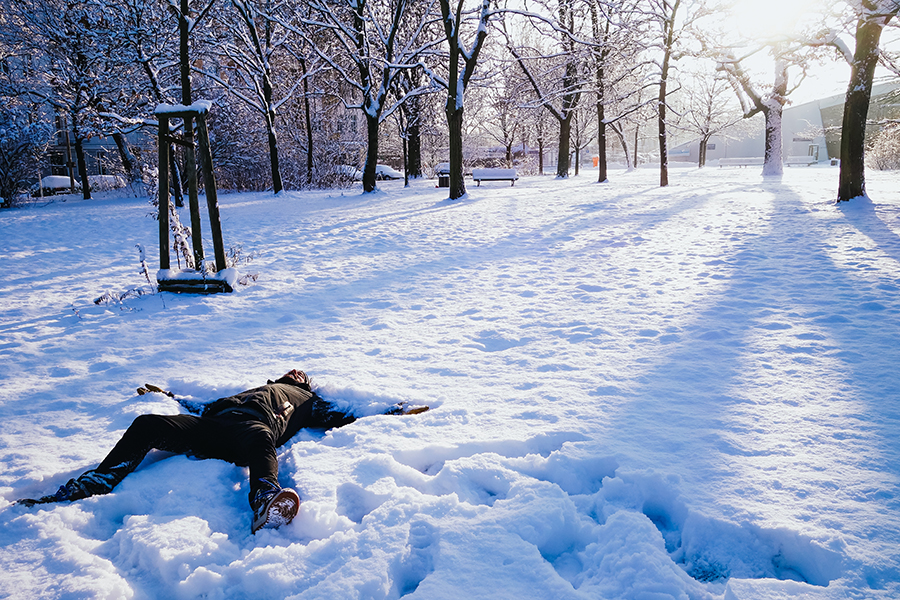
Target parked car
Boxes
[31,175,80,196]
[31,174,128,197]
[334,165,363,181]
[88,174,127,190]
[375,164,403,180]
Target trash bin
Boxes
[438,175,450,187]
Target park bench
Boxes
[472,168,519,186]
[786,156,818,166]
[718,157,765,168]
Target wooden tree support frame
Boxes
[155,102,234,294]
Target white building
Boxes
[668,81,900,165]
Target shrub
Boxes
[867,123,900,171]
[0,105,51,208]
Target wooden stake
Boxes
[158,116,170,270]
[181,115,204,269]
[196,114,227,272]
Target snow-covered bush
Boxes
[867,123,900,170]
[0,104,51,207]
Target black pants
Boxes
[93,401,355,505]
[96,413,278,503]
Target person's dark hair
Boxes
[273,369,311,391]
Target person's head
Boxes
[277,369,310,390]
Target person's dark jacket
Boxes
[201,376,319,446]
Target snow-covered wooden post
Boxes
[157,115,171,271]
[194,110,226,272]
[154,101,234,294]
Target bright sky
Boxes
[730,0,822,41]
[702,0,899,106]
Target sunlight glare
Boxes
[730,0,819,41]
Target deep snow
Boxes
[0,165,898,599]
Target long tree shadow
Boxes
[593,183,900,587]
[837,196,900,265]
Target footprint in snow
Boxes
[393,520,438,597]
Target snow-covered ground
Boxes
[1,165,898,599]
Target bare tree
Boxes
[588,0,652,182]
[813,0,900,201]
[0,0,126,200]
[677,69,742,167]
[502,0,586,178]
[293,0,439,193]
[590,0,613,182]
[570,103,594,174]
[433,0,493,199]
[717,45,807,177]
[199,0,309,194]
[388,0,437,181]
[392,68,431,181]
[97,0,188,201]
[523,103,552,174]
[477,69,525,167]
[0,100,51,206]
[647,0,682,186]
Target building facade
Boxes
[668,81,900,164]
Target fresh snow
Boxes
[1,165,899,599]
[154,100,214,115]
[157,267,239,287]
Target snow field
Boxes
[1,165,899,599]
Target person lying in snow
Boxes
[16,369,428,533]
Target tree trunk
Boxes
[447,105,466,199]
[263,78,283,194]
[556,114,572,178]
[112,132,145,194]
[760,60,788,177]
[62,120,76,193]
[179,0,201,248]
[538,136,545,174]
[299,56,314,187]
[610,122,633,171]
[179,0,192,107]
[591,0,610,183]
[657,0,680,187]
[363,112,379,193]
[402,131,409,187]
[658,59,670,186]
[304,99,314,186]
[698,135,708,167]
[73,133,91,200]
[112,133,137,180]
[265,113,283,193]
[633,126,639,166]
[762,105,784,176]
[169,151,184,207]
[597,102,608,183]
[837,16,886,202]
[407,96,423,178]
[182,127,199,204]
